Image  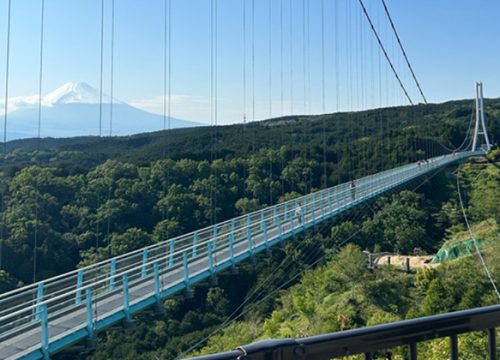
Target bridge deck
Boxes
[0,151,479,360]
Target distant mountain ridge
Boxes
[1,82,201,140]
[3,97,498,168]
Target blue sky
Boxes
[0,0,499,125]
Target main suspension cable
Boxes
[380,0,427,104]
[357,0,413,105]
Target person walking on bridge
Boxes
[294,205,302,225]
[349,180,356,201]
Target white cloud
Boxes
[0,95,40,114]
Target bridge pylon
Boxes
[472,82,492,152]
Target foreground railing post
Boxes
[230,218,236,241]
[76,270,83,305]
[229,230,235,263]
[262,221,269,245]
[311,193,316,223]
[408,342,417,360]
[40,304,49,359]
[246,226,252,253]
[85,288,94,338]
[192,231,199,258]
[488,328,497,360]
[35,283,44,320]
[301,203,306,230]
[246,214,252,253]
[183,251,190,286]
[208,242,214,273]
[141,248,148,278]
[153,262,160,302]
[109,258,116,291]
[450,334,458,360]
[212,225,219,247]
[168,239,175,268]
[321,191,325,219]
[260,209,266,239]
[122,274,130,320]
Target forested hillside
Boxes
[2,98,498,287]
[193,157,500,360]
[81,154,498,360]
[0,98,498,358]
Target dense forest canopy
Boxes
[83,154,500,360]
[0,98,498,359]
[1,98,498,285]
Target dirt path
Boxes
[374,254,438,270]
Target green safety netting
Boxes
[431,238,482,263]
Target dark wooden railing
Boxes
[190,304,500,360]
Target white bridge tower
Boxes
[472,82,492,152]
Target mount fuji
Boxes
[1,82,201,140]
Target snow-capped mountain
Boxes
[0,82,201,140]
[43,81,117,106]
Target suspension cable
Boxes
[105,0,115,255]
[242,0,247,124]
[333,0,339,184]
[357,0,413,105]
[268,0,273,205]
[0,0,12,270]
[321,0,327,188]
[210,0,218,224]
[438,101,476,153]
[268,0,272,119]
[161,0,172,243]
[109,0,115,136]
[380,0,427,104]
[321,0,325,114]
[98,0,104,137]
[33,0,45,284]
[251,0,255,124]
[456,169,500,300]
[289,0,293,115]
[2,0,11,152]
[280,0,284,117]
[302,0,306,114]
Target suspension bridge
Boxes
[0,149,487,360]
[0,0,495,359]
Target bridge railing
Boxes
[0,152,479,350]
[190,304,500,360]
